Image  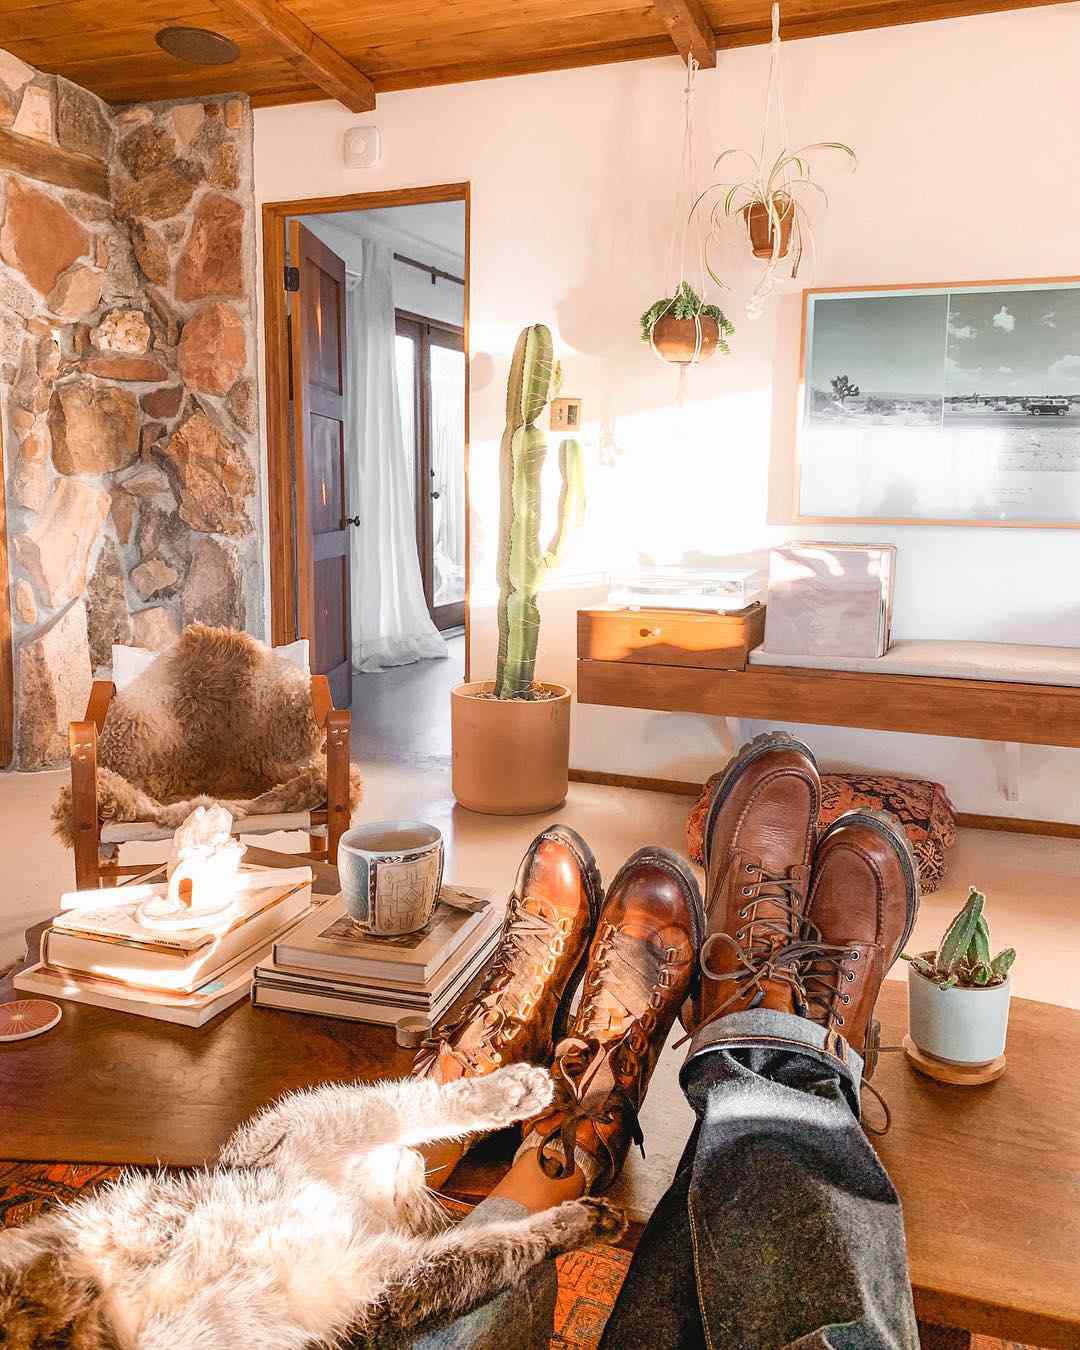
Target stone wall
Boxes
[0,48,262,768]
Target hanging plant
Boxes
[696,3,855,318]
[645,57,734,372]
[640,282,734,365]
[708,142,855,278]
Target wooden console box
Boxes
[577,604,766,673]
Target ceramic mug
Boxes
[338,820,444,936]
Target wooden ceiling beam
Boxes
[653,0,717,67]
[217,0,376,110]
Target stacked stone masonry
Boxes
[0,48,261,768]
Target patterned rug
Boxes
[0,1162,1035,1348]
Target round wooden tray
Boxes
[903,1034,1006,1085]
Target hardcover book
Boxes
[14,910,314,1027]
[273,888,496,985]
[252,918,501,1029]
[41,880,313,993]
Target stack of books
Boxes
[251,887,501,1034]
[14,868,316,1027]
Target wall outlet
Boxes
[550,397,582,431]
[343,125,382,167]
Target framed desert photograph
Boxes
[795,278,1080,526]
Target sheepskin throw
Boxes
[53,625,362,847]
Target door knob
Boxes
[345,515,361,527]
[431,491,441,500]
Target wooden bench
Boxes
[577,621,1080,820]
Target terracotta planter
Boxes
[451,681,571,815]
[649,313,721,365]
[744,196,794,259]
[907,953,1011,1065]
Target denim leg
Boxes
[406,1197,557,1350]
[601,1011,918,1350]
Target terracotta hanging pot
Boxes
[649,314,721,366]
[744,195,794,259]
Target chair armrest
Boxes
[69,718,100,886]
[324,707,351,864]
[85,680,115,733]
[310,674,333,728]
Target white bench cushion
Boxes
[749,639,1080,688]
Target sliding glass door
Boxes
[394,311,466,631]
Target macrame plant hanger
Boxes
[747,1,794,319]
[648,53,713,403]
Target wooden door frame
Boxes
[395,307,467,631]
[261,181,471,678]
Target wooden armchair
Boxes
[68,675,352,890]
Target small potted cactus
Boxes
[903,888,1015,1067]
[451,323,584,814]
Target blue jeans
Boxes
[414,1010,918,1350]
[600,1009,919,1350]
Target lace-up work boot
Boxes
[517,848,702,1193]
[800,810,920,1077]
[682,733,821,1036]
[413,825,602,1083]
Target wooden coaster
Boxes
[0,1000,62,1042]
[903,1034,1006,1085]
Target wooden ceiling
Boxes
[0,0,1066,112]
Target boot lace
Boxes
[536,922,682,1180]
[674,864,807,1048]
[414,893,570,1076]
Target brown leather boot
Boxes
[517,847,702,1193]
[683,732,821,1035]
[800,810,920,1076]
[413,825,602,1083]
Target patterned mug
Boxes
[338,821,444,936]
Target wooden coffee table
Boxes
[1,940,1076,1349]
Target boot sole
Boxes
[536,824,605,1044]
[814,807,921,1075]
[702,730,819,877]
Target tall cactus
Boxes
[494,324,585,699]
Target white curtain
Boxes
[346,240,447,672]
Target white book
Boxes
[41,881,314,993]
[273,889,496,986]
[13,910,310,1027]
[253,925,500,1029]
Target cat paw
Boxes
[542,1197,628,1254]
[445,1064,554,1128]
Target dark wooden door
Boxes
[288,221,351,707]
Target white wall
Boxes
[254,4,1080,823]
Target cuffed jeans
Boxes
[600,1009,919,1350]
[414,1009,918,1350]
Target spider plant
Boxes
[699,142,856,280]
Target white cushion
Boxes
[749,639,1080,687]
[111,637,311,691]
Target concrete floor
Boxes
[2,640,1079,1217]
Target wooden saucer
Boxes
[903,1034,1006,1085]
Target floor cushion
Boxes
[686,770,957,892]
